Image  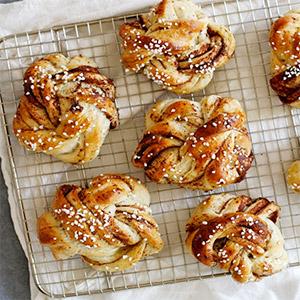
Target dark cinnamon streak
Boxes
[270,64,300,104]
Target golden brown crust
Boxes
[286,160,300,193]
[13,53,119,164]
[119,0,235,94]
[37,174,163,272]
[186,194,288,283]
[132,95,253,191]
[269,10,300,107]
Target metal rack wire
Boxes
[0,0,299,297]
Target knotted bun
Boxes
[119,0,235,94]
[269,10,300,107]
[13,53,118,164]
[132,95,253,191]
[287,160,300,193]
[37,174,163,272]
[186,194,288,283]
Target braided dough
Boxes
[119,0,235,94]
[132,95,253,191]
[269,10,300,107]
[13,54,118,164]
[186,194,288,283]
[287,160,300,193]
[37,174,163,272]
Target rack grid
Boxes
[0,0,299,297]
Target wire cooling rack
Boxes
[0,0,300,297]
